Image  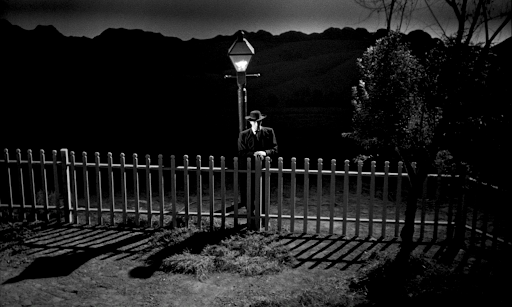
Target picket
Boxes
[82,152,91,225]
[120,153,128,224]
[27,150,37,220]
[145,155,152,225]
[265,157,271,231]
[2,149,508,247]
[95,152,102,225]
[16,149,26,221]
[4,149,13,220]
[356,160,362,237]
[133,154,140,226]
[233,157,239,227]
[60,149,72,223]
[221,156,227,230]
[329,159,336,235]
[343,160,349,236]
[209,156,214,230]
[290,157,296,232]
[170,155,177,228]
[158,154,165,227]
[40,150,49,221]
[277,157,283,231]
[196,155,203,229]
[303,158,310,233]
[183,155,190,228]
[382,161,389,237]
[395,162,403,237]
[70,151,78,224]
[52,150,61,223]
[316,158,322,234]
[107,153,115,225]
[369,161,375,238]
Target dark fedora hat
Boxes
[245,110,266,121]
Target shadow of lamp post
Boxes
[225,30,260,133]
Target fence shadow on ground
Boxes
[2,222,482,285]
[2,223,156,284]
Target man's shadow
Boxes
[3,231,150,284]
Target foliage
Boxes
[346,31,441,166]
[152,226,295,280]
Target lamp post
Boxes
[226,30,259,133]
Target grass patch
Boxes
[148,219,296,280]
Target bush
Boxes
[151,226,295,279]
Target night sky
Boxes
[3,0,510,40]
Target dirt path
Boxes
[0,224,449,307]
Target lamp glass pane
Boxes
[229,54,252,72]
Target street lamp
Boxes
[226,30,259,133]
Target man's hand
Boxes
[254,151,266,160]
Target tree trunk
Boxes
[398,159,428,251]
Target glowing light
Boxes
[234,60,249,72]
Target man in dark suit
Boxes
[238,110,278,228]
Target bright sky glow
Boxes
[3,0,511,42]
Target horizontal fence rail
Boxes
[0,148,508,249]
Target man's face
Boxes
[249,120,261,131]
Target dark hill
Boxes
[3,20,508,165]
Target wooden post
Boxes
[133,153,140,226]
[60,149,72,224]
[209,156,214,230]
[356,160,362,237]
[255,157,261,230]
[303,158,310,234]
[369,161,376,238]
[221,156,227,230]
[107,152,115,225]
[83,152,90,225]
[52,150,61,223]
[70,151,78,224]
[316,158,323,234]
[265,156,271,231]
[4,149,13,221]
[95,152,102,225]
[183,155,190,228]
[40,150,49,221]
[120,153,128,224]
[145,154,152,226]
[290,158,296,233]
[196,155,203,229]
[233,157,239,227]
[329,159,336,235]
[246,157,252,229]
[158,154,164,228]
[277,157,283,231]
[395,162,403,237]
[382,161,389,237]
[16,149,26,221]
[343,160,349,237]
[27,150,37,221]
[170,155,177,228]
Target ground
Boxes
[0,222,473,307]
